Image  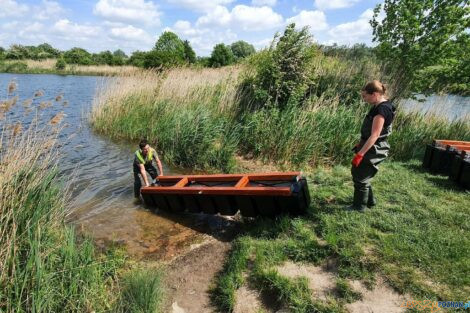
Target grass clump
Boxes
[118,268,165,313]
[335,279,361,303]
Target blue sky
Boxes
[0,0,384,56]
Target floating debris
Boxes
[62,100,69,106]
[50,112,65,125]
[55,94,63,102]
[34,90,44,97]
[8,81,17,94]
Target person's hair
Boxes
[362,80,386,95]
[139,139,148,150]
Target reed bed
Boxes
[1,59,141,76]
[90,64,470,171]
[91,67,241,171]
[0,89,122,312]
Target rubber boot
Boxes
[346,187,369,212]
[367,186,376,208]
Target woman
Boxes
[348,80,396,212]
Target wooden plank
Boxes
[235,176,249,188]
[435,140,470,146]
[173,177,188,187]
[141,186,292,196]
[157,172,301,183]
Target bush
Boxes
[244,23,318,109]
[55,57,66,70]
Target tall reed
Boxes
[91,67,241,171]
[90,64,470,171]
[0,94,121,312]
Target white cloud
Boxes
[196,5,283,31]
[253,37,272,49]
[34,0,65,20]
[166,0,234,12]
[286,10,328,32]
[93,0,161,26]
[168,20,207,37]
[314,0,360,10]
[251,0,277,7]
[110,25,153,43]
[0,0,29,18]
[326,9,374,45]
[53,19,102,39]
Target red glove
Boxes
[351,153,364,167]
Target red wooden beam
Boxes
[157,172,301,183]
[435,139,470,146]
[235,176,249,188]
[173,177,188,187]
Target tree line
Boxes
[0,32,255,69]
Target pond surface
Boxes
[0,73,232,259]
[400,94,469,121]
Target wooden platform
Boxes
[141,172,310,217]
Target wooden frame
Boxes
[141,172,302,197]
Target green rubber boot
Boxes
[346,187,369,212]
[367,186,376,208]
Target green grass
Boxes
[210,160,470,312]
[118,268,165,313]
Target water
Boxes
[0,73,233,259]
[400,94,470,121]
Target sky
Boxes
[0,0,385,56]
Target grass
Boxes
[0,84,167,313]
[118,268,165,313]
[0,120,124,312]
[0,59,141,76]
[210,160,470,312]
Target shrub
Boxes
[55,57,66,70]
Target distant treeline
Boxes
[0,32,256,69]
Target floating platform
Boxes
[141,172,310,217]
[422,140,470,189]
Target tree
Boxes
[183,40,196,64]
[113,49,127,59]
[371,0,469,97]
[37,43,60,58]
[230,40,255,60]
[127,51,147,67]
[0,47,5,60]
[209,44,234,68]
[145,31,186,68]
[63,47,93,65]
[154,32,185,59]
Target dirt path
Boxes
[163,237,231,313]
